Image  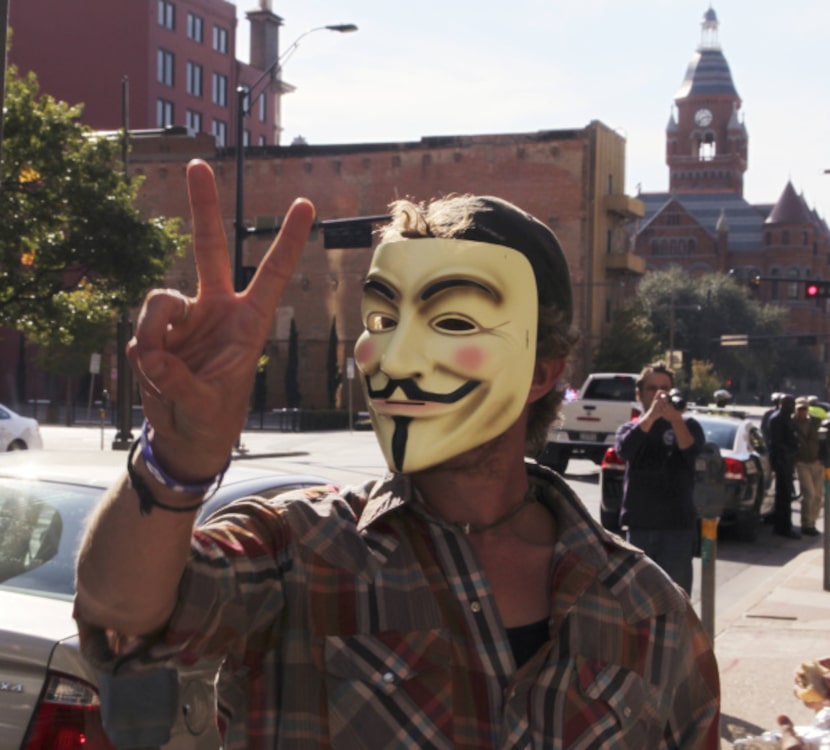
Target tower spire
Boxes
[700,6,720,50]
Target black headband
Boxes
[452,196,573,325]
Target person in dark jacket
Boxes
[616,361,705,595]
[769,394,801,538]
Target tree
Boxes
[326,317,341,409]
[285,319,301,408]
[0,65,186,352]
[592,307,663,373]
[630,267,809,397]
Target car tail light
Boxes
[22,672,115,750]
[601,448,626,469]
[723,457,746,482]
[630,407,641,420]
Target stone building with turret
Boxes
[633,7,830,376]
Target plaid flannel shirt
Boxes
[81,462,720,749]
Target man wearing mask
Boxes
[75,160,719,749]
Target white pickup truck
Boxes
[537,372,641,474]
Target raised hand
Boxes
[126,159,314,482]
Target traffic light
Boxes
[804,280,830,299]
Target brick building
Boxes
[633,8,830,372]
[8,0,286,147]
[120,122,643,411]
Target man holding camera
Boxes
[615,361,705,595]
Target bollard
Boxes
[699,517,719,641]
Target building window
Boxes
[187,12,203,42]
[787,267,799,300]
[258,92,267,122]
[243,129,250,147]
[211,119,227,147]
[157,49,174,87]
[186,109,202,134]
[213,25,228,54]
[783,230,790,245]
[258,134,266,146]
[158,0,175,30]
[186,62,202,97]
[212,73,227,107]
[156,99,174,127]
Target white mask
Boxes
[355,238,538,472]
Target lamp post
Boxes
[234,23,357,292]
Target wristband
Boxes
[139,419,230,493]
[126,419,230,516]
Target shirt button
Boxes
[470,601,481,613]
[382,672,395,684]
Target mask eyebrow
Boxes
[363,278,396,300]
[420,278,494,301]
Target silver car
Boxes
[0,450,332,749]
[0,405,43,452]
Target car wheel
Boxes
[7,439,27,451]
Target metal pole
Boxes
[233,86,246,292]
[699,517,719,640]
[824,478,829,591]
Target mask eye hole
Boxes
[366,312,397,332]
[432,315,478,334]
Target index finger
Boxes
[187,159,233,294]
[247,197,315,312]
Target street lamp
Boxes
[233,23,358,292]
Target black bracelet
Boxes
[127,437,209,516]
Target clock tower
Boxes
[666,8,748,195]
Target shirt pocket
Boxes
[320,630,454,750]
[572,655,663,748]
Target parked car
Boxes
[0,450,333,749]
[598,413,774,541]
[0,404,43,451]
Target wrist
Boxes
[141,419,230,488]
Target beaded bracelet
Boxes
[127,419,230,516]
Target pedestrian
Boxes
[769,393,801,538]
[615,362,705,595]
[793,397,823,536]
[761,392,782,444]
[74,160,720,748]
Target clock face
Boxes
[694,108,713,127]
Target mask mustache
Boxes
[365,376,481,404]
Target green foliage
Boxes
[593,306,663,373]
[285,319,301,407]
[689,360,722,404]
[326,317,341,409]
[598,266,818,398]
[0,66,187,350]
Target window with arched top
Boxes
[770,268,781,300]
[786,267,800,300]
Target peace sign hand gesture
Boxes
[127,159,314,484]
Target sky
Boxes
[233,1,830,219]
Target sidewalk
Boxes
[716,534,829,747]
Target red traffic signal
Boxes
[805,281,830,299]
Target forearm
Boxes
[75,454,201,637]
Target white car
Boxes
[0,404,43,451]
[0,450,333,749]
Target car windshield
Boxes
[699,420,738,451]
[0,478,100,600]
[582,377,635,401]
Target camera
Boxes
[669,388,687,411]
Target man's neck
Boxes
[410,422,531,528]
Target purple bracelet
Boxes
[139,419,230,494]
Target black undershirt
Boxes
[505,617,549,668]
